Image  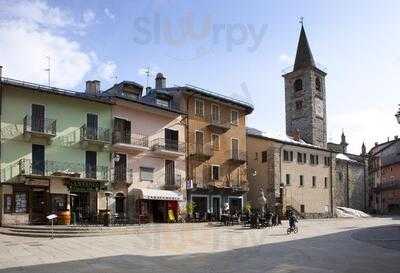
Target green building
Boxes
[0,74,113,225]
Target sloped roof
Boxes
[294,25,316,71]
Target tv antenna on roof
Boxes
[299,16,304,26]
[45,56,51,87]
[145,66,151,88]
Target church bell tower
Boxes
[283,24,327,148]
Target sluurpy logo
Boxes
[132,11,268,61]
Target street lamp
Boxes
[104,191,113,226]
[395,105,400,124]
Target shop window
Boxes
[4,194,13,213]
[14,192,27,213]
[140,167,154,182]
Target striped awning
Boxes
[134,188,183,201]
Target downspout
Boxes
[330,151,334,217]
[346,162,350,207]
[185,90,195,203]
[279,143,285,212]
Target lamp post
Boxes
[395,105,400,124]
[104,191,113,226]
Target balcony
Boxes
[189,143,213,161]
[373,180,400,192]
[226,150,247,164]
[23,115,56,143]
[1,159,109,183]
[206,116,231,134]
[80,125,111,148]
[110,167,133,186]
[150,138,185,157]
[112,131,150,153]
[163,174,182,190]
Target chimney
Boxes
[375,142,378,147]
[0,66,3,79]
[293,129,301,142]
[395,135,399,140]
[155,73,166,89]
[86,80,101,95]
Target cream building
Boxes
[247,129,334,218]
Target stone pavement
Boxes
[0,217,399,273]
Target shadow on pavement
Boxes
[2,225,400,273]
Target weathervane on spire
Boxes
[299,16,304,26]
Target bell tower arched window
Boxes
[294,79,303,92]
[315,77,321,91]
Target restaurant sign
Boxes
[66,180,102,192]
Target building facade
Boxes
[153,75,254,219]
[103,78,186,223]
[247,129,334,218]
[368,138,400,214]
[0,77,112,225]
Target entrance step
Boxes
[0,223,217,238]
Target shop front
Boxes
[132,188,183,223]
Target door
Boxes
[30,190,48,224]
[32,144,45,175]
[31,104,45,132]
[165,129,178,151]
[85,151,97,179]
[195,131,204,154]
[114,154,127,182]
[86,113,98,140]
[113,118,131,143]
[231,139,239,159]
[212,197,220,217]
[165,160,175,185]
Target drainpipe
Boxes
[329,151,334,217]
[279,143,285,213]
[346,162,350,207]
[185,89,195,202]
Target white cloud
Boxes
[329,105,399,154]
[97,61,117,82]
[0,0,116,89]
[82,9,95,25]
[279,53,293,65]
[104,8,115,20]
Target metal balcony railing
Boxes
[189,143,213,160]
[23,115,56,136]
[164,174,182,190]
[227,150,247,163]
[80,125,111,143]
[206,115,231,131]
[112,130,149,148]
[150,138,185,153]
[1,159,109,182]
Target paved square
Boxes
[0,217,399,273]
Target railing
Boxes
[1,159,109,182]
[227,150,247,162]
[23,115,56,136]
[110,167,133,184]
[189,143,214,157]
[112,130,149,148]
[164,174,182,190]
[206,115,231,130]
[80,125,111,143]
[150,138,185,153]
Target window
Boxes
[32,144,45,175]
[316,77,321,91]
[324,177,328,188]
[295,100,303,111]
[140,167,154,182]
[284,150,293,161]
[294,79,303,92]
[312,176,316,188]
[4,194,13,213]
[85,151,97,179]
[211,104,220,122]
[121,91,139,100]
[212,165,220,181]
[316,155,319,165]
[286,174,291,185]
[300,204,305,213]
[261,151,268,163]
[324,156,330,166]
[303,153,307,163]
[195,99,204,117]
[212,134,220,151]
[299,175,304,186]
[156,98,170,108]
[231,110,239,125]
[310,154,318,165]
[297,152,303,163]
[14,192,27,213]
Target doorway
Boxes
[30,190,48,224]
[86,113,98,140]
[165,160,175,186]
[151,200,166,223]
[31,104,45,132]
[212,196,221,219]
[165,128,179,151]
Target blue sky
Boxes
[1,0,400,153]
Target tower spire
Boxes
[293,24,316,71]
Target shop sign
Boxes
[26,179,50,187]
